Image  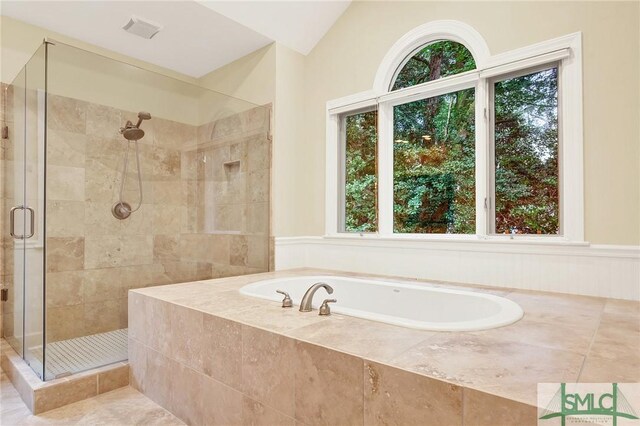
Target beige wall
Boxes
[198,44,276,107]
[198,43,308,238]
[0,16,257,126]
[298,1,640,245]
[2,2,639,245]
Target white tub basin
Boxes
[239,275,523,331]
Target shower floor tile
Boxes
[32,328,128,380]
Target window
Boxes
[492,66,560,235]
[327,22,582,242]
[342,109,378,232]
[393,88,476,233]
[392,41,476,90]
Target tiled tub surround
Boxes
[128,269,640,425]
[1,90,272,347]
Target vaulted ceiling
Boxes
[0,0,351,77]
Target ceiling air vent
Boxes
[123,16,162,39]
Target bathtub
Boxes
[239,275,523,331]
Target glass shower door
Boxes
[4,58,27,359]
[5,43,47,379]
[23,44,47,379]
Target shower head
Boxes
[122,126,145,141]
[120,112,152,141]
[135,111,151,128]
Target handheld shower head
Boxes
[135,111,151,128]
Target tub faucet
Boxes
[299,282,334,312]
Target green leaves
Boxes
[344,42,559,236]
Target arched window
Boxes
[391,41,476,91]
[328,21,583,242]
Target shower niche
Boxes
[0,40,271,381]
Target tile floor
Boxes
[0,372,183,425]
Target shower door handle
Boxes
[9,205,24,239]
[25,207,35,238]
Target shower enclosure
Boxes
[0,40,271,380]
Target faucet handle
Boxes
[276,290,293,308]
[318,299,337,316]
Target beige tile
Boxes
[38,386,183,425]
[83,299,122,335]
[202,375,244,426]
[294,341,363,426]
[287,314,434,363]
[46,200,85,237]
[48,165,86,201]
[46,237,84,272]
[84,235,153,269]
[152,180,182,205]
[153,204,182,234]
[179,233,212,263]
[242,326,295,416]
[211,114,243,141]
[145,297,172,355]
[169,304,204,372]
[471,291,605,354]
[84,158,119,203]
[226,303,329,333]
[153,117,196,150]
[145,347,174,410]
[463,388,536,426]
[246,135,270,171]
[229,141,249,172]
[603,298,640,316]
[48,94,87,134]
[169,362,205,426]
[153,234,181,262]
[85,134,122,169]
[1,372,33,424]
[46,305,85,342]
[230,235,248,266]
[210,234,230,264]
[246,202,269,235]
[33,374,97,414]
[86,103,122,139]
[83,267,126,303]
[389,333,584,405]
[241,105,271,135]
[97,364,129,394]
[202,314,242,388]
[83,202,135,237]
[580,310,640,382]
[364,361,462,426]
[247,235,269,269]
[242,395,296,426]
[142,146,181,179]
[47,129,86,168]
[248,168,269,203]
[46,271,83,308]
[128,337,147,392]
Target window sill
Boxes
[324,232,589,247]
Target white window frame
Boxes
[326,20,584,243]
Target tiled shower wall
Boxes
[1,89,271,343]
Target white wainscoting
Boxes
[275,237,640,301]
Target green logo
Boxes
[539,383,639,426]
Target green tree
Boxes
[344,41,559,235]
